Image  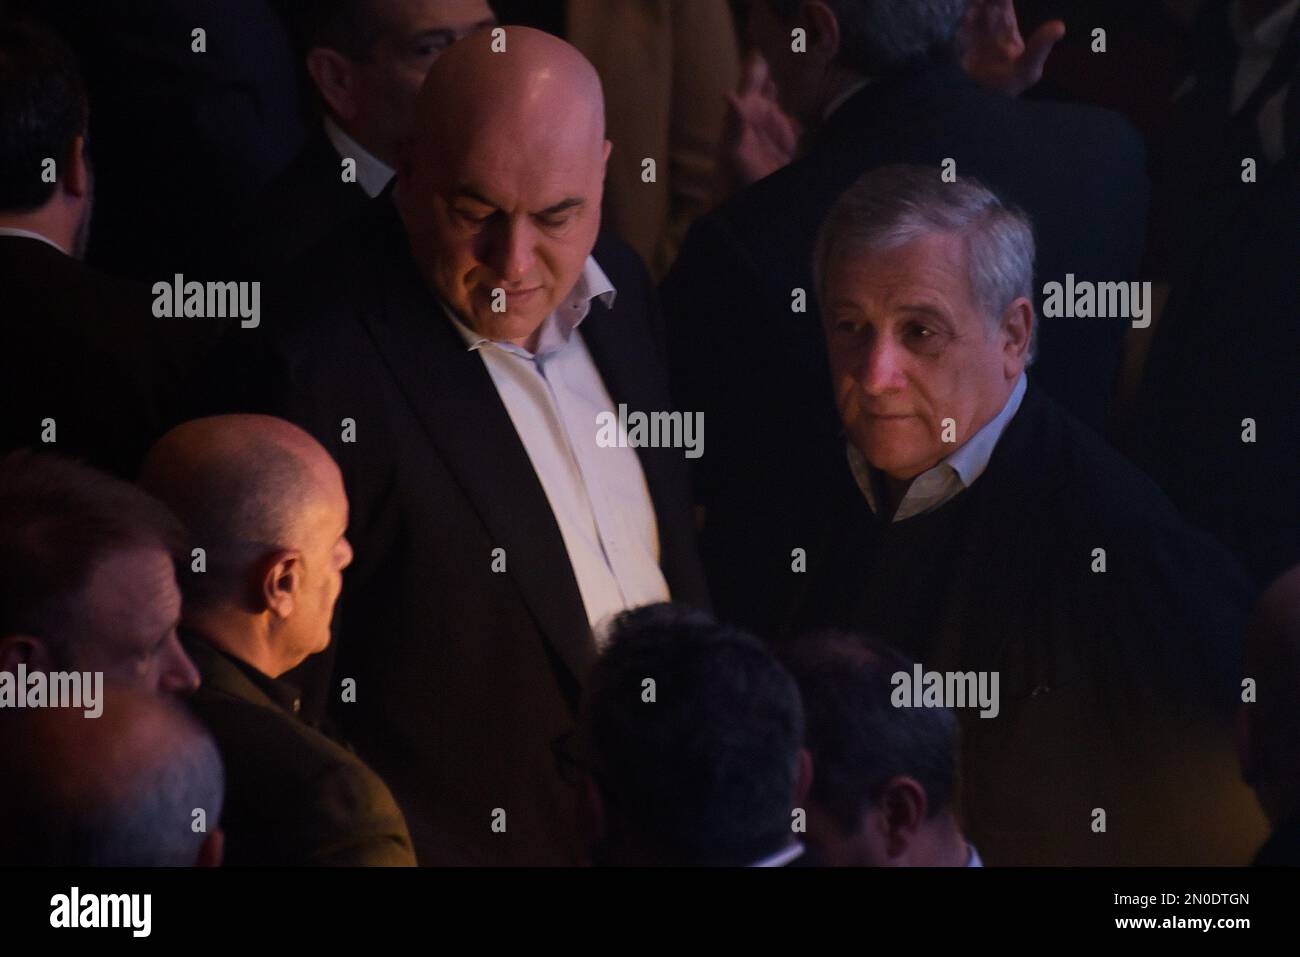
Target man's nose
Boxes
[338,535,354,572]
[858,337,907,396]
[487,219,535,284]
[159,634,201,697]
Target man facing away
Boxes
[140,415,415,866]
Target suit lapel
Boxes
[359,216,597,688]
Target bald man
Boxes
[140,415,416,866]
[1240,565,1300,865]
[215,27,707,864]
[0,687,224,866]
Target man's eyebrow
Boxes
[411,27,456,46]
[897,302,951,322]
[537,198,584,216]
[454,188,498,207]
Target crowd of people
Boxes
[0,0,1297,867]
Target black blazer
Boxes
[212,201,709,864]
[0,235,217,477]
[235,124,379,277]
[661,51,1149,636]
[184,636,416,866]
[1128,155,1300,587]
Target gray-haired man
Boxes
[791,164,1262,866]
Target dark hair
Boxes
[586,603,805,865]
[781,631,959,835]
[766,0,965,76]
[278,0,386,61]
[0,17,87,212]
[0,451,184,659]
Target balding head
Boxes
[396,26,610,350]
[0,687,224,865]
[140,416,353,677]
[1240,566,1300,824]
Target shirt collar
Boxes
[850,373,1027,521]
[966,843,984,867]
[443,256,616,358]
[822,77,872,121]
[181,630,304,717]
[0,226,66,254]
[323,116,395,199]
[750,841,806,868]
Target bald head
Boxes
[0,687,224,865]
[412,26,605,158]
[397,27,610,350]
[140,416,353,675]
[1241,565,1300,820]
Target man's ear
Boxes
[62,134,89,199]
[305,46,360,122]
[261,550,303,621]
[0,633,59,673]
[803,0,843,65]
[878,775,927,861]
[1001,296,1034,376]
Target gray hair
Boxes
[814,164,1037,359]
[0,690,225,866]
[767,0,966,76]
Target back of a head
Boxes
[781,632,959,835]
[0,16,86,213]
[587,604,804,866]
[0,687,224,865]
[138,416,324,612]
[767,0,966,76]
[0,451,182,665]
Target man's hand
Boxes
[960,0,1065,97]
[721,51,802,188]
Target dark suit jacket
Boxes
[1254,816,1300,866]
[19,0,304,278]
[1128,155,1300,587]
[235,124,378,277]
[211,201,709,864]
[184,636,416,866]
[661,51,1148,636]
[789,386,1265,865]
[0,235,216,477]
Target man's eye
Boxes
[904,323,946,353]
[455,209,492,226]
[538,214,573,230]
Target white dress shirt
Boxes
[750,842,806,868]
[444,258,671,637]
[323,117,395,199]
[0,226,65,254]
[849,373,1028,522]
